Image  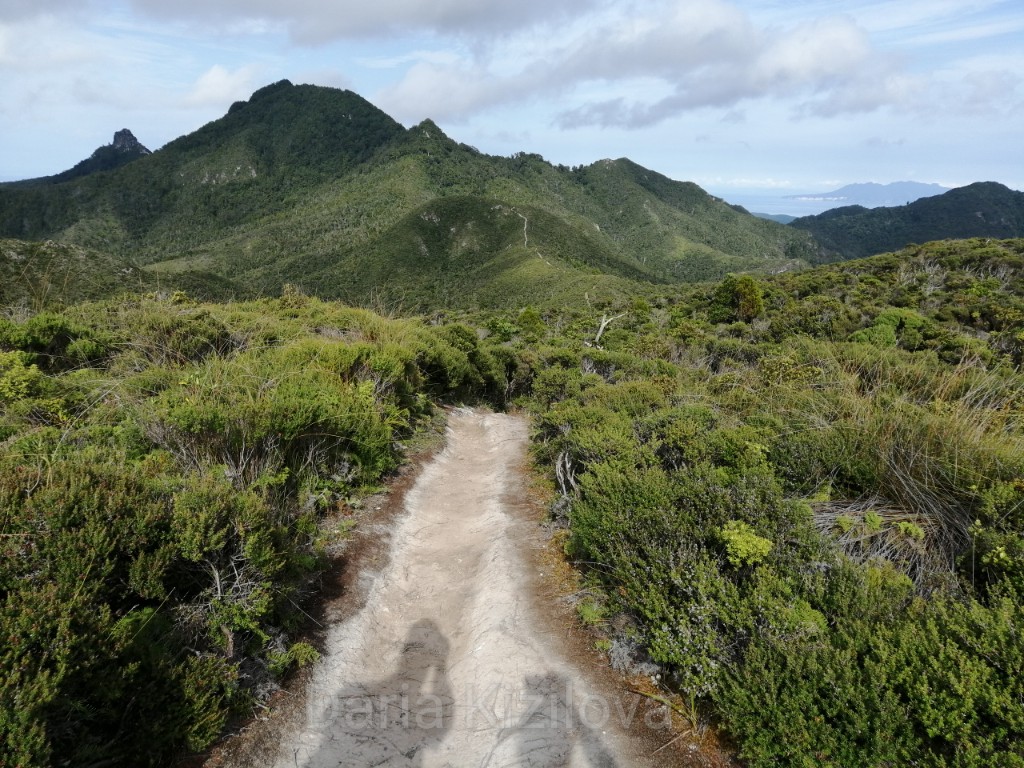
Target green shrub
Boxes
[709,274,765,323]
[267,641,320,677]
[719,520,773,568]
[0,350,44,403]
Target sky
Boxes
[1,0,1022,212]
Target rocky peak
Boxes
[110,129,150,155]
[27,129,155,185]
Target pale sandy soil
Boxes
[204,408,694,768]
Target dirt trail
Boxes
[266,408,665,767]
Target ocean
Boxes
[712,191,845,218]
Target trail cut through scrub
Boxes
[253,408,668,767]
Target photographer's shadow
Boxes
[492,671,619,768]
[307,619,453,768]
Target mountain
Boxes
[51,129,151,184]
[2,130,151,189]
[789,182,1024,261]
[752,212,796,224]
[0,81,819,309]
[784,181,950,208]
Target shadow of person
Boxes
[305,619,454,768]
[486,671,619,767]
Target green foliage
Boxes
[523,245,1024,765]
[709,273,766,323]
[517,306,546,337]
[131,307,235,365]
[576,596,609,627]
[849,308,932,350]
[1,85,1022,768]
[719,520,773,568]
[718,582,1024,767]
[0,238,149,309]
[0,293,509,766]
[0,443,244,766]
[267,641,320,677]
[0,350,43,402]
[896,520,926,541]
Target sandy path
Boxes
[270,408,663,768]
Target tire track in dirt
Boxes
[249,408,672,767]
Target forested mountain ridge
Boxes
[790,181,1024,260]
[525,236,1024,767]
[0,81,405,251]
[0,81,819,308]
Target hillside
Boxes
[523,237,1024,767]
[4,240,1024,767]
[753,212,796,224]
[0,81,818,309]
[0,292,520,766]
[790,181,1024,260]
[7,81,1024,765]
[0,238,150,308]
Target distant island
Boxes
[725,181,952,219]
[783,181,950,207]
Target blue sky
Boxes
[1,0,1021,209]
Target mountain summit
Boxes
[64,128,153,181]
[110,129,150,155]
[2,81,820,306]
[4,81,1019,307]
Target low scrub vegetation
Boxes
[521,238,1024,766]
[0,291,513,766]
[3,237,1023,766]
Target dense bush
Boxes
[3,237,1024,766]
[0,294,507,765]
[526,244,1024,765]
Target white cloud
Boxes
[799,71,925,117]
[918,51,1024,119]
[357,49,463,70]
[557,0,757,82]
[293,68,352,91]
[182,64,262,107]
[9,0,1018,133]
[959,69,1022,112]
[125,0,603,42]
[754,17,870,88]
[376,1,901,129]
[0,0,82,22]
[2,0,1022,190]
[0,15,98,70]
[376,58,540,122]
[863,136,907,148]
[692,175,797,190]
[903,17,1024,45]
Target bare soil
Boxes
[203,408,709,767]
